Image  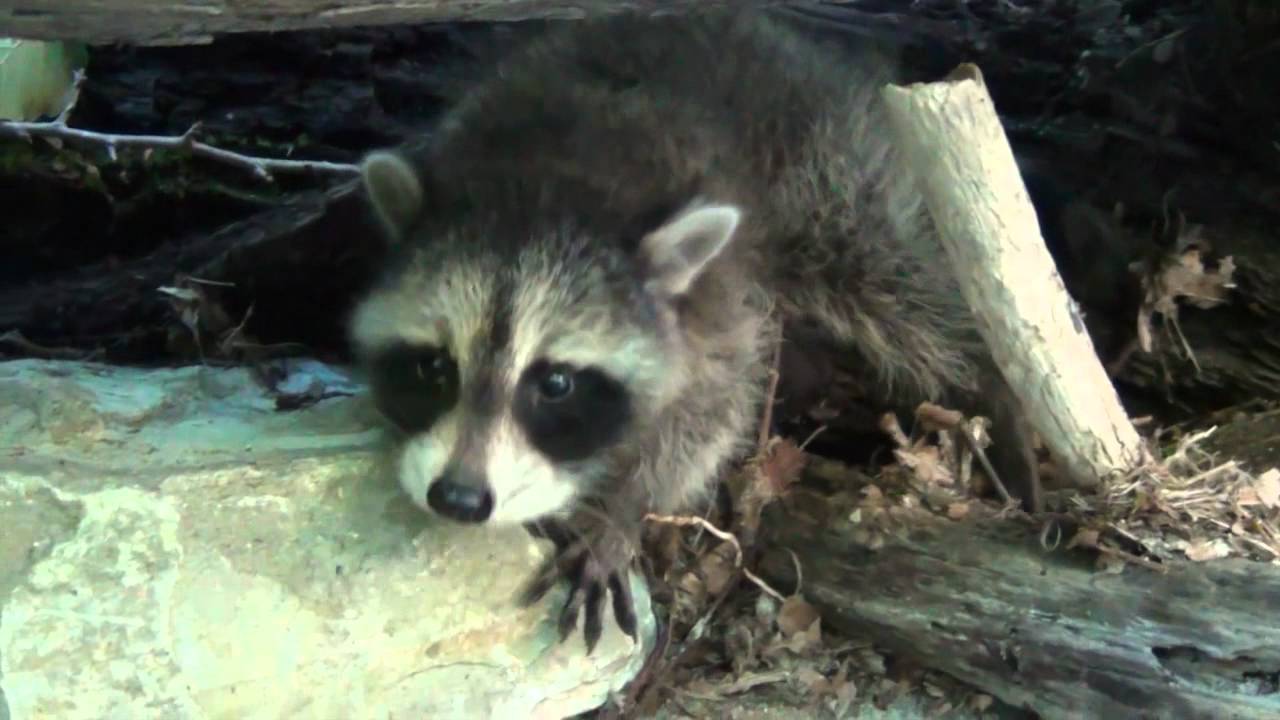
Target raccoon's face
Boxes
[349,151,742,526]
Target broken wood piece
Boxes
[880,63,1148,491]
[756,493,1280,718]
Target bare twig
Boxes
[957,423,1014,506]
[646,513,743,565]
[0,330,102,361]
[0,70,359,182]
[644,512,786,601]
[755,321,784,451]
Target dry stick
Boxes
[643,513,785,602]
[755,322,784,451]
[0,330,101,361]
[914,404,1015,505]
[880,64,1148,494]
[957,422,1014,506]
[0,70,359,182]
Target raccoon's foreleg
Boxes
[517,487,644,653]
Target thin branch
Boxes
[756,322,784,451]
[644,512,787,601]
[0,70,359,183]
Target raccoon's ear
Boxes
[640,203,742,297]
[360,150,424,241]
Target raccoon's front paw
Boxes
[517,524,639,654]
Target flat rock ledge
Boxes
[0,359,653,720]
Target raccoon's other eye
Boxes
[369,342,459,433]
[417,355,449,382]
[515,359,632,463]
[537,366,575,401]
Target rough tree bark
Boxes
[0,0,744,45]
[755,484,1280,720]
[880,64,1147,490]
[0,180,378,362]
[1,1,1276,415]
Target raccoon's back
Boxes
[411,10,969,391]
[419,10,900,236]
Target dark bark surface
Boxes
[1,0,1278,407]
[755,488,1280,720]
[0,23,512,361]
[0,0,741,46]
[0,180,374,362]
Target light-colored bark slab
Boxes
[881,64,1147,491]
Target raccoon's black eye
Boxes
[537,367,575,401]
[368,342,459,433]
[515,359,632,463]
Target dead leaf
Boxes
[1097,553,1127,573]
[772,600,823,654]
[737,436,808,533]
[879,412,910,448]
[833,675,858,716]
[795,665,826,691]
[946,502,971,520]
[777,595,821,637]
[927,700,955,717]
[760,437,807,493]
[969,694,994,712]
[1135,224,1235,353]
[1066,528,1101,550]
[893,444,955,487]
[699,540,738,596]
[717,670,791,695]
[1256,469,1280,509]
[1185,539,1230,562]
[916,402,963,432]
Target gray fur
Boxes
[349,8,1041,533]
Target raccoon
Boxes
[348,8,1042,652]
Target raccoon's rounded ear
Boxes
[360,150,424,242]
[640,203,742,297]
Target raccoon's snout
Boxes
[427,469,495,523]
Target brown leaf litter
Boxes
[1133,212,1237,369]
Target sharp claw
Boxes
[608,573,638,640]
[518,526,639,652]
[582,579,605,653]
[516,556,561,607]
[558,577,587,641]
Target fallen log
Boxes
[755,483,1280,719]
[0,0,739,46]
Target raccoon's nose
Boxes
[427,472,494,523]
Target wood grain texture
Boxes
[756,494,1280,720]
[882,64,1146,491]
